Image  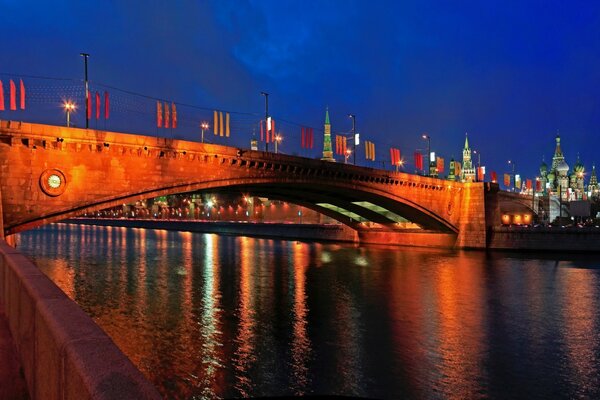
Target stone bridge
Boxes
[0,121,500,248]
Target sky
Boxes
[2,0,600,183]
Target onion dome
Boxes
[573,157,584,174]
[540,160,548,174]
[556,160,569,173]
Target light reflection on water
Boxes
[15,223,600,399]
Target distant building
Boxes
[545,134,570,200]
[460,134,475,182]
[588,164,598,198]
[448,158,456,181]
[321,108,335,162]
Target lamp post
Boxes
[422,134,431,176]
[274,134,282,154]
[200,121,209,143]
[473,150,481,181]
[344,148,352,164]
[80,53,90,129]
[261,92,269,152]
[63,101,76,127]
[348,114,356,165]
[508,160,516,191]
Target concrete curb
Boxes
[0,240,161,400]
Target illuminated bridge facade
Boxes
[0,121,501,248]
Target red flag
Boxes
[491,171,497,183]
[271,119,275,143]
[9,80,16,110]
[526,179,532,190]
[0,80,4,111]
[477,166,484,181]
[414,152,423,170]
[396,149,401,165]
[104,92,110,119]
[301,127,305,148]
[164,101,170,128]
[19,79,25,110]
[390,148,395,164]
[260,120,264,141]
[95,92,100,119]
[535,179,542,192]
[310,128,314,148]
[172,103,177,129]
[156,101,163,128]
[86,90,92,120]
[437,157,444,173]
[503,173,511,187]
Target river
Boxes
[15,223,600,399]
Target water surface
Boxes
[16,223,600,399]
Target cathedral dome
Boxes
[573,159,584,173]
[540,161,547,173]
[556,160,569,173]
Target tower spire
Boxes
[321,106,335,162]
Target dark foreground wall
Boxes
[0,240,160,400]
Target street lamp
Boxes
[348,114,356,164]
[261,92,269,152]
[345,148,352,164]
[80,53,90,129]
[274,134,282,154]
[508,160,516,191]
[63,101,76,127]
[422,133,431,176]
[200,121,209,143]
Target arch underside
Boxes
[8,180,458,235]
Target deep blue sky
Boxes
[2,0,600,182]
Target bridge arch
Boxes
[11,177,458,235]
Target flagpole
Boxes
[261,92,269,152]
[80,53,90,129]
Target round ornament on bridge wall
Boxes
[39,169,67,197]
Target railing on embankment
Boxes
[0,240,160,400]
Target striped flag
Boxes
[87,90,92,120]
[157,101,163,127]
[477,166,485,181]
[260,119,264,141]
[436,157,444,173]
[95,92,100,119]
[172,103,177,129]
[0,80,4,111]
[164,101,170,128]
[104,92,110,119]
[214,111,219,135]
[225,112,230,137]
[219,112,224,136]
[19,79,25,110]
[9,80,16,110]
[504,173,511,187]
[365,141,375,160]
[390,148,401,166]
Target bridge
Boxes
[0,120,501,248]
